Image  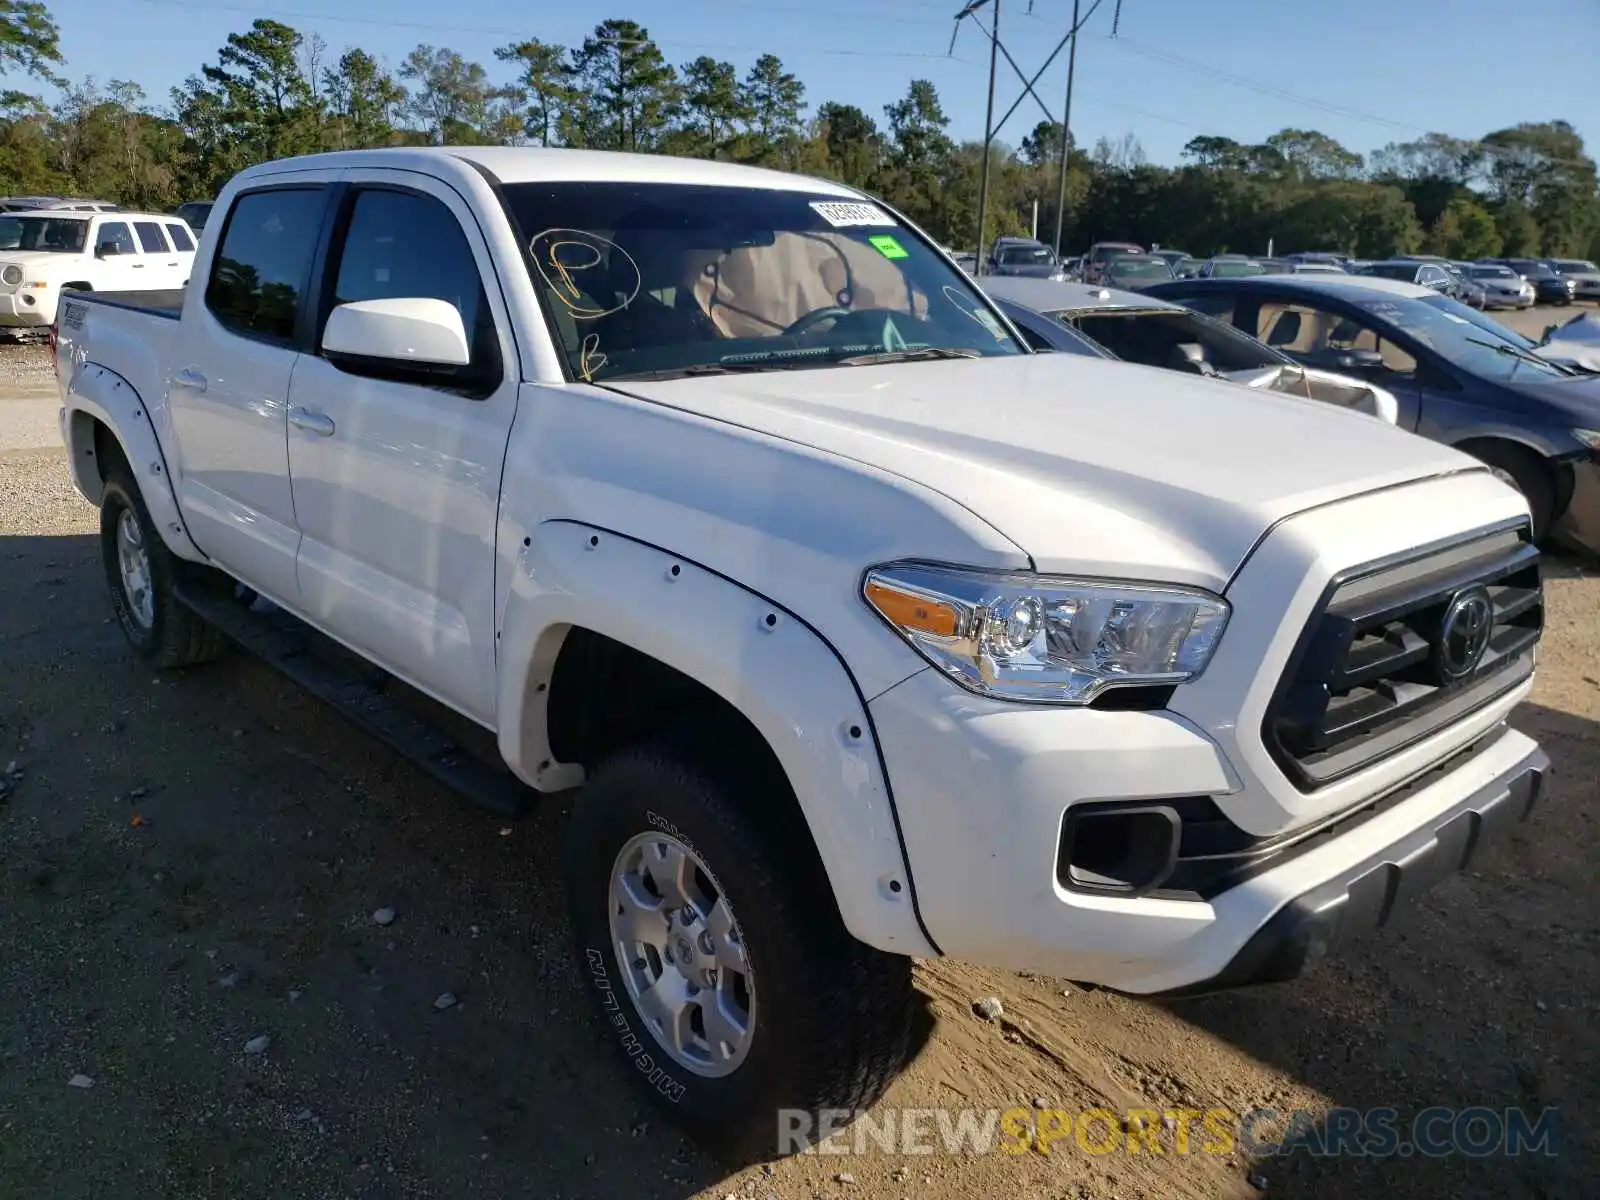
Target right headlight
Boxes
[863,563,1230,704]
[1,265,22,286]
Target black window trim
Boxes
[204,181,336,351]
[308,179,506,401]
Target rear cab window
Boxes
[204,187,328,343]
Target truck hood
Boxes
[609,353,1477,592]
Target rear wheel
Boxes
[563,722,915,1160]
[1466,442,1555,541]
[99,471,225,669]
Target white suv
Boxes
[0,208,197,328]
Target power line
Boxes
[125,0,966,55]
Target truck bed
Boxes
[70,288,186,319]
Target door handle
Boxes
[131,263,145,269]
[288,406,336,437]
[174,367,206,393]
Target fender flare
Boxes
[496,519,940,959]
[62,362,207,563]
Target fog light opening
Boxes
[1059,805,1180,895]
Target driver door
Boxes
[1250,298,1424,431]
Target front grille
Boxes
[1263,522,1542,790]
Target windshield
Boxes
[998,245,1054,265]
[1210,260,1265,278]
[1357,293,1568,382]
[0,216,89,253]
[1105,256,1175,279]
[500,182,1024,382]
[1517,262,1556,279]
[1470,265,1516,280]
[1555,260,1598,273]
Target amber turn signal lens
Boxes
[864,579,960,637]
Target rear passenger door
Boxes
[165,177,337,602]
[131,219,184,289]
[162,220,198,284]
[284,171,520,722]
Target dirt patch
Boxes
[0,449,1595,1199]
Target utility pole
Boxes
[972,0,1000,276]
[1051,0,1080,256]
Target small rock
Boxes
[764,1164,776,1177]
[4,761,16,775]
[218,972,238,989]
[1535,999,1548,1012]
[973,996,1004,1021]
[630,1119,650,1137]
[386,941,397,952]
[127,786,147,800]
[1033,1095,1051,1109]
[1249,1175,1268,1191]
[373,907,396,926]
[99,721,120,734]
[205,949,218,961]
[498,826,512,837]
[891,1166,910,1182]
[243,1035,270,1055]
[433,992,458,1011]
[584,1153,596,1166]
[288,989,303,1003]
[67,1074,94,1089]
[835,1172,856,1185]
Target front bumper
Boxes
[1160,739,1546,996]
[1553,453,1600,555]
[0,290,52,326]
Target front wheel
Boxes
[563,723,915,1160]
[99,472,225,668]
[1466,443,1555,541]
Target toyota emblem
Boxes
[1435,586,1494,683]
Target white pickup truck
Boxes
[54,147,1548,1157]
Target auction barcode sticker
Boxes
[810,201,897,228]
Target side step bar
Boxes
[175,582,529,818]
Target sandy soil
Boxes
[1,326,1596,1198]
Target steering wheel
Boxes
[782,305,905,338]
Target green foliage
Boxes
[4,3,1597,263]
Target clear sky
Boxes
[47,0,1600,166]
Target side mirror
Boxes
[95,242,120,258]
[322,297,470,368]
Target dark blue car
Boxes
[1144,273,1600,553]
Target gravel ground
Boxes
[1,320,1597,1199]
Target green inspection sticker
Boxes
[868,234,909,259]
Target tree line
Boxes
[2,1,1597,260]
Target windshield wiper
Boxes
[830,347,981,366]
[1464,335,1572,376]
[604,360,809,381]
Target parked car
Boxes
[1484,258,1576,306]
[1466,263,1535,310]
[1146,272,1600,550]
[1550,258,1600,304]
[55,146,1552,1157]
[988,236,1065,279]
[1059,254,1083,280]
[1198,255,1266,278]
[1098,252,1176,291]
[0,195,119,213]
[1285,251,1348,269]
[981,275,1398,423]
[1150,248,1189,273]
[1286,261,1346,275]
[0,208,197,330]
[1082,239,1142,282]
[1174,255,1204,278]
[173,200,216,232]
